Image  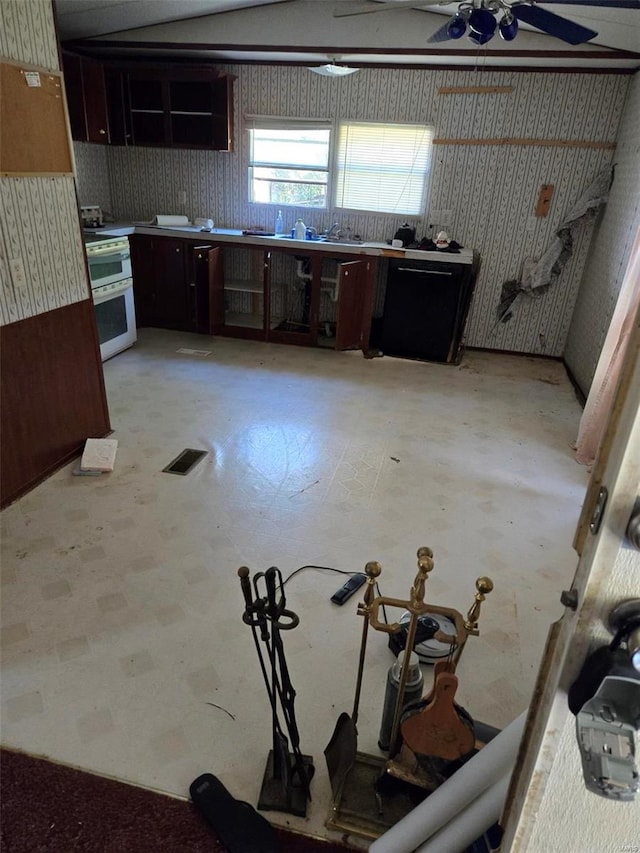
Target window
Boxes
[248,118,331,207]
[334,122,433,215]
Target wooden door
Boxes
[82,58,110,144]
[335,259,369,351]
[129,234,154,327]
[62,52,86,141]
[151,238,189,329]
[192,245,222,334]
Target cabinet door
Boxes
[212,76,234,151]
[192,245,223,334]
[129,234,154,327]
[62,53,109,144]
[335,260,370,351]
[152,239,189,329]
[104,67,130,146]
[62,53,86,141]
[82,58,109,143]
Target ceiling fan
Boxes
[333,0,640,46]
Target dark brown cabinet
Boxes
[132,235,376,350]
[63,52,110,144]
[125,65,234,150]
[130,235,219,334]
[62,57,234,151]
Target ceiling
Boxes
[56,0,640,69]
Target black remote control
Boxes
[331,573,367,605]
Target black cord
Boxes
[282,564,356,587]
[282,565,389,622]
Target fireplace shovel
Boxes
[324,561,381,797]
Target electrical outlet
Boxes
[9,258,26,289]
[525,216,537,233]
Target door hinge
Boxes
[590,485,608,535]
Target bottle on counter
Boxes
[275,210,284,235]
[294,218,306,240]
[378,649,424,752]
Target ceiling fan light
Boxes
[499,13,518,42]
[468,30,495,45]
[469,8,497,38]
[308,63,358,77]
[446,13,467,40]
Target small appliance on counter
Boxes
[81,205,104,229]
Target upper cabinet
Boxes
[63,52,110,144]
[63,54,234,152]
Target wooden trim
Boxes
[433,137,616,149]
[438,86,514,94]
[66,40,640,61]
[1,171,74,176]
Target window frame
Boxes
[332,120,433,217]
[246,116,333,209]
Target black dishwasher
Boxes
[381,258,475,364]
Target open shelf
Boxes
[224,279,264,294]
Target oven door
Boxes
[93,279,137,361]
[87,243,132,287]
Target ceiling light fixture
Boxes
[308,57,359,77]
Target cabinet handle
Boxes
[189,281,195,288]
[99,129,106,135]
[176,248,181,253]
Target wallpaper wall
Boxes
[0,0,59,71]
[73,143,113,215]
[564,72,640,396]
[104,64,628,356]
[0,0,89,326]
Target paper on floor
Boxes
[81,438,118,472]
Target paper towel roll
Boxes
[153,215,190,226]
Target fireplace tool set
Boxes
[324,547,494,840]
[238,565,314,817]
[237,549,493,839]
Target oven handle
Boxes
[92,278,133,304]
[396,267,453,276]
[87,245,130,260]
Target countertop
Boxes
[85,223,474,265]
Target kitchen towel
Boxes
[153,215,190,226]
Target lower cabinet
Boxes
[131,235,376,350]
[131,234,220,333]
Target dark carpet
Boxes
[0,749,353,852]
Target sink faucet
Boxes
[325,223,353,241]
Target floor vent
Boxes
[163,449,208,476]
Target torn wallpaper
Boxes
[496,166,615,323]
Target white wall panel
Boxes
[0,0,59,71]
[0,0,90,326]
[564,72,640,395]
[0,178,89,326]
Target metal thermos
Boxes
[378,649,424,752]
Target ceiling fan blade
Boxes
[333,1,444,18]
[537,0,639,7]
[512,4,598,44]
[427,17,455,42]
